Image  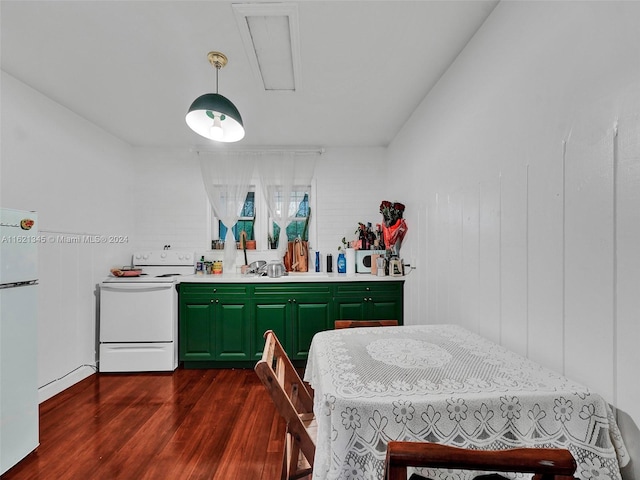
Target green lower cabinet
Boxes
[289,295,331,359]
[334,282,403,323]
[179,284,251,366]
[213,298,251,361]
[252,297,290,360]
[179,281,402,367]
[253,285,332,360]
[180,298,215,361]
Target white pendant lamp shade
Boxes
[186,52,245,143]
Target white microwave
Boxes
[355,249,386,273]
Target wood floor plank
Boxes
[1,368,285,480]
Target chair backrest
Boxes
[334,319,399,329]
[385,441,578,480]
[255,330,316,480]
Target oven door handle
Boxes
[100,284,174,292]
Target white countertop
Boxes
[177,272,405,283]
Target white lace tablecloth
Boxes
[304,325,629,480]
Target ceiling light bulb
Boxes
[209,116,224,141]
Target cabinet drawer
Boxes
[253,283,332,297]
[334,281,403,296]
[180,283,250,296]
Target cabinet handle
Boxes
[215,299,219,303]
[213,288,217,293]
[293,299,297,303]
[369,297,373,302]
[366,287,370,291]
[363,297,368,302]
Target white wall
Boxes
[1,72,135,401]
[132,148,207,252]
[313,147,387,255]
[387,1,639,476]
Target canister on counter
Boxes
[212,260,223,275]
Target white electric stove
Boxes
[99,251,194,372]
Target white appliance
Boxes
[355,249,386,273]
[0,208,39,475]
[99,250,194,372]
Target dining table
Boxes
[303,324,629,480]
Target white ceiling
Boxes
[1,1,498,149]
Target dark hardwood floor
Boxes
[1,368,285,480]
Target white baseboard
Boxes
[38,365,97,403]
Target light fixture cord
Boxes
[215,65,219,94]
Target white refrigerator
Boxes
[0,208,39,475]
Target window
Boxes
[271,191,309,247]
[209,180,315,251]
[219,191,255,241]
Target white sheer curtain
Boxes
[199,152,256,271]
[257,152,317,257]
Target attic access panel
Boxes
[233,3,301,92]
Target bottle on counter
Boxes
[359,224,367,250]
[327,253,333,273]
[376,224,385,250]
[367,223,375,250]
[337,252,346,274]
[315,251,321,272]
[196,256,204,275]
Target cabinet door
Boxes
[369,296,402,321]
[291,296,331,360]
[179,298,214,361]
[334,297,367,321]
[251,297,290,360]
[213,297,251,361]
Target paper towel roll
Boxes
[346,248,356,275]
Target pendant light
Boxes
[186,51,245,142]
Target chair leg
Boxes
[289,438,299,479]
[281,444,288,480]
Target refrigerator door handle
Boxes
[0,280,38,289]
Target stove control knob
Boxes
[178,254,184,260]
[161,252,167,258]
[143,254,149,260]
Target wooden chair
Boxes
[334,319,399,329]
[385,441,578,480]
[255,330,317,480]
